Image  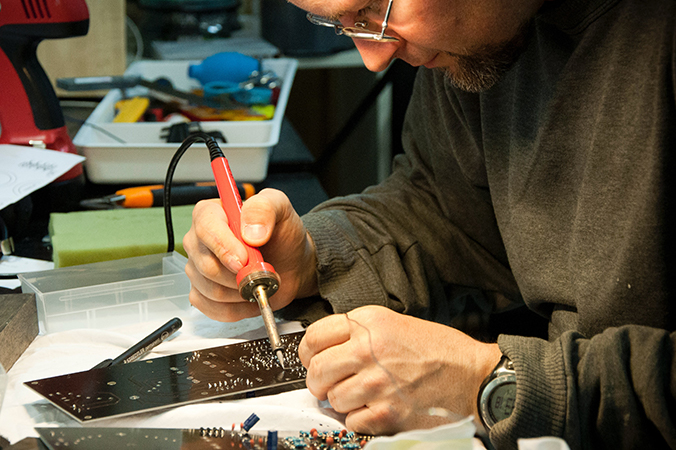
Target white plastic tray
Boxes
[73,58,298,183]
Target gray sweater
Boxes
[293,0,676,448]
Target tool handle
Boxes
[110,317,182,366]
[56,75,142,91]
[153,184,219,207]
[211,156,265,267]
[117,183,254,208]
[153,183,254,207]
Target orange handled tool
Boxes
[80,182,256,209]
[211,152,285,368]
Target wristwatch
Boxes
[477,355,517,431]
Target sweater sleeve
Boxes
[284,68,522,325]
[492,327,676,449]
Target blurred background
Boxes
[40,0,418,198]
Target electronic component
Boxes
[243,413,261,431]
[25,332,306,422]
[35,427,373,450]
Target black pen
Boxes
[91,317,182,370]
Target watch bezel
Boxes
[478,355,516,430]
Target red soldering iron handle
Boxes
[210,156,279,292]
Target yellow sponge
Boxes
[49,206,194,268]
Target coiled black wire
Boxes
[164,132,224,252]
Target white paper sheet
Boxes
[0,256,54,289]
[0,144,85,211]
[364,417,483,450]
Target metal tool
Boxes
[0,0,90,182]
[80,182,255,209]
[202,70,280,105]
[209,145,286,368]
[57,76,239,109]
[0,215,14,258]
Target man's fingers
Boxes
[326,366,388,414]
[188,286,261,322]
[185,258,238,299]
[189,199,247,273]
[298,314,352,364]
[344,403,400,436]
[303,339,363,400]
[241,188,294,247]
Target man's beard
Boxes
[443,20,533,93]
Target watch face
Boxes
[488,381,516,422]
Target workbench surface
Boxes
[0,312,344,445]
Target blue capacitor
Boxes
[242,413,260,432]
[267,430,278,450]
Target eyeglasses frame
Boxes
[306,0,398,42]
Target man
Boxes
[183,0,676,448]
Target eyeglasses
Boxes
[306,0,398,42]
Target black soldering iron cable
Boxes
[164,132,221,253]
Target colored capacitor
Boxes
[242,413,260,432]
[267,431,278,450]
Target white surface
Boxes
[0,256,54,289]
[0,256,54,276]
[518,437,571,450]
[0,279,20,290]
[0,311,345,445]
[0,306,567,450]
[366,417,483,450]
[152,37,280,60]
[0,145,85,210]
[73,58,298,183]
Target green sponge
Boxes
[49,206,195,268]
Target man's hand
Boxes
[298,305,503,435]
[183,188,318,322]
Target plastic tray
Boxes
[18,252,191,335]
[73,58,298,183]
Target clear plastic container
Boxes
[18,252,191,335]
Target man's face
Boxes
[293,0,544,92]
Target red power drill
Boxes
[0,0,89,182]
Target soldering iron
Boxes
[163,132,286,368]
[208,141,286,369]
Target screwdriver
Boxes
[80,182,256,209]
[209,144,286,368]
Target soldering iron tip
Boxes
[276,349,286,369]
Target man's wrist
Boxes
[296,231,319,298]
[472,344,503,419]
[477,353,517,431]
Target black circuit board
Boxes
[26,332,307,422]
[36,427,373,450]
